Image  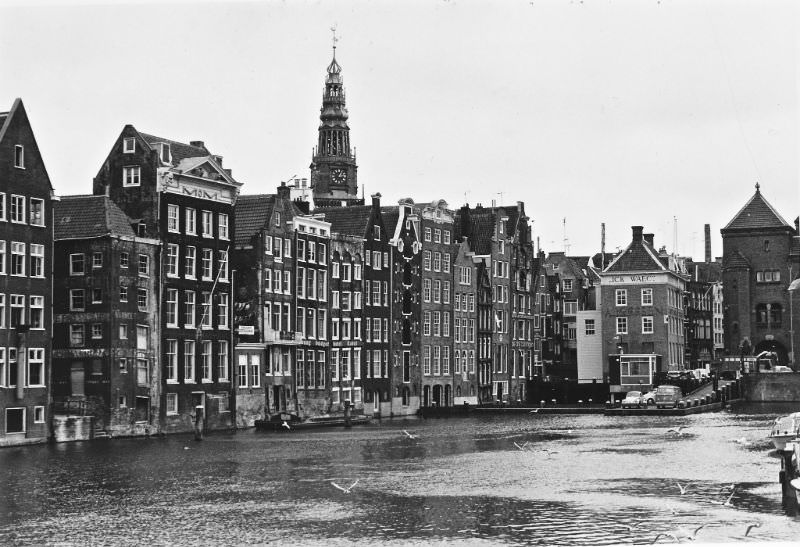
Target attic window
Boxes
[14,145,24,169]
[159,143,171,164]
[764,240,770,252]
[123,138,136,153]
[275,212,281,227]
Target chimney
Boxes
[190,140,205,149]
[644,233,654,246]
[704,224,711,263]
[371,192,382,208]
[104,183,110,197]
[277,180,290,199]
[631,226,644,243]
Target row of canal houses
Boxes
[0,91,540,445]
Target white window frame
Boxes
[29,198,45,227]
[123,165,141,187]
[123,137,136,153]
[616,316,628,335]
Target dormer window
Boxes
[275,212,281,227]
[14,145,24,168]
[159,143,171,164]
[373,225,381,239]
[123,138,136,153]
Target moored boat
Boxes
[769,412,800,450]
[255,412,371,432]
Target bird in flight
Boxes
[513,441,530,451]
[651,532,679,544]
[675,482,691,495]
[331,479,359,494]
[713,487,736,506]
[281,421,291,430]
[667,426,685,436]
[402,429,418,439]
[744,522,761,537]
[621,521,642,532]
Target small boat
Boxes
[769,412,800,450]
[255,412,371,432]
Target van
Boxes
[655,385,682,409]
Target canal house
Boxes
[93,127,241,434]
[0,99,54,446]
[52,196,160,438]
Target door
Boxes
[70,363,85,397]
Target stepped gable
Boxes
[55,195,136,240]
[235,194,275,246]
[604,226,666,273]
[317,204,373,237]
[723,184,793,232]
[139,132,210,165]
[723,250,752,270]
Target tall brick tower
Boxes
[310,32,362,208]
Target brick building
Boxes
[52,196,160,437]
[453,237,479,404]
[93,127,241,433]
[721,184,800,367]
[0,99,54,446]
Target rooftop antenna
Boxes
[601,222,606,269]
[563,217,570,254]
[673,216,678,256]
[330,25,338,56]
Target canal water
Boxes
[2,404,799,545]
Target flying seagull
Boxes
[744,522,761,537]
[331,479,359,494]
[513,441,530,451]
[281,421,291,430]
[667,426,685,436]
[714,487,736,507]
[402,429,418,439]
[675,482,691,495]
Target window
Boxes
[184,340,195,382]
[29,296,44,329]
[200,292,212,328]
[218,341,229,381]
[70,253,85,275]
[201,210,213,237]
[14,145,24,168]
[424,227,431,242]
[10,242,25,276]
[218,293,229,329]
[91,288,102,304]
[123,137,136,153]
[168,204,180,232]
[34,406,45,423]
[185,208,196,235]
[119,324,128,340]
[120,252,129,268]
[219,250,229,281]
[138,254,149,276]
[615,289,627,306]
[443,253,451,273]
[27,348,44,386]
[564,300,578,315]
[92,252,103,269]
[91,323,103,339]
[10,195,25,223]
[184,291,195,327]
[136,325,148,350]
[70,289,84,311]
[0,241,4,275]
[70,324,85,346]
[166,393,178,415]
[584,319,595,335]
[249,354,261,388]
[444,230,451,244]
[423,251,431,271]
[641,288,653,306]
[217,213,228,239]
[137,288,148,311]
[185,247,196,278]
[0,295,5,329]
[166,340,178,381]
[165,244,179,276]
[642,316,654,334]
[423,279,431,302]
[201,249,213,280]
[123,166,141,187]
[616,317,628,335]
[29,198,44,226]
[119,285,128,302]
[434,229,441,243]
[201,341,213,381]
[0,192,4,221]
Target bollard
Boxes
[606,400,612,409]
[678,400,686,409]
[344,401,352,428]
[705,394,711,405]
[551,399,557,407]
[194,406,204,441]
[693,399,699,407]
[578,400,583,407]
[588,398,593,406]
[540,400,546,408]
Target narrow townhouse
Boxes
[0,99,54,446]
[453,237,479,404]
[52,196,160,438]
[93,127,241,433]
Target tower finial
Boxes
[755,181,760,192]
[330,25,338,57]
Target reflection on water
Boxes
[1,407,799,545]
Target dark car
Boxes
[655,385,682,409]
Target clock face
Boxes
[331,168,347,185]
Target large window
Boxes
[136,325,149,350]
[615,289,627,306]
[201,249,213,280]
[184,291,195,327]
[166,244,179,276]
[10,195,25,223]
[641,288,653,306]
[642,316,654,334]
[26,348,44,387]
[218,214,229,240]
[616,317,628,335]
[70,253,85,275]
[29,296,44,329]
[29,198,44,226]
[123,166,141,187]
[217,341,229,382]
[185,247,196,278]
[218,293,229,329]
[10,242,25,276]
[70,324,84,346]
[166,339,178,381]
[202,211,213,237]
[185,208,197,235]
[168,204,180,232]
[70,289,84,311]
[184,340,195,382]
[166,289,178,327]
[29,244,44,277]
[201,341,213,381]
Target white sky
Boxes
[1,0,797,258]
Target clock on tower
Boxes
[331,168,348,185]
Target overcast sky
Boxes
[1,0,797,259]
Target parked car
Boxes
[772,366,794,373]
[622,391,643,409]
[641,390,657,406]
[655,385,682,409]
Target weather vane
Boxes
[331,25,338,52]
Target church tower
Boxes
[310,33,363,207]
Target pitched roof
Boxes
[54,195,136,240]
[235,194,275,246]
[317,205,373,237]
[380,206,400,237]
[454,208,496,255]
[604,231,666,273]
[139,132,210,165]
[723,250,751,270]
[723,186,793,231]
[546,253,586,279]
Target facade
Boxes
[475,258,494,402]
[721,184,800,367]
[683,259,721,369]
[310,47,363,208]
[453,237,479,405]
[93,127,241,433]
[52,196,160,437]
[320,194,392,417]
[419,200,455,407]
[0,99,54,446]
[601,227,686,395]
[384,201,422,415]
